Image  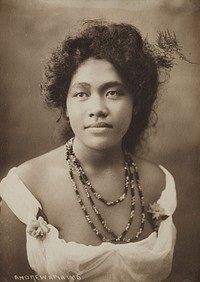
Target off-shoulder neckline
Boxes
[1,165,176,247]
[9,164,172,207]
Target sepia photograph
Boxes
[0,1,199,281]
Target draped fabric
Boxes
[0,166,177,282]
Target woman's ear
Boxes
[56,108,68,123]
[65,109,71,125]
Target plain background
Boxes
[0,0,200,281]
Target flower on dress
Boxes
[147,202,166,220]
[147,202,169,232]
[26,216,50,239]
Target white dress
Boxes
[0,166,177,282]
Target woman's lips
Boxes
[85,122,113,128]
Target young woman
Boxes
[0,20,180,281]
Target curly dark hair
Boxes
[41,20,177,152]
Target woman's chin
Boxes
[76,135,122,152]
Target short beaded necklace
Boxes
[66,138,145,243]
[67,141,129,206]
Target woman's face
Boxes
[66,58,134,150]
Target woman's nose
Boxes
[88,96,108,118]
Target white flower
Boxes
[147,202,166,220]
[26,216,50,239]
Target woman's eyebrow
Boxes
[70,82,90,89]
[99,81,125,92]
[70,81,125,92]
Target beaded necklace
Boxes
[66,138,145,243]
[67,141,129,207]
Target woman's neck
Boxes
[72,137,124,170]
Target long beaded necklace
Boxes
[66,138,145,243]
[67,143,135,241]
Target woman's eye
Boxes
[106,90,122,97]
[74,92,88,98]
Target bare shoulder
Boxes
[15,145,74,225]
[134,157,166,204]
[16,145,66,196]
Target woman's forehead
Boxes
[69,58,123,87]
